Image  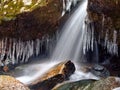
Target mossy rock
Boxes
[52,79,96,90]
[0,0,49,23]
[53,77,120,90]
[0,0,63,40]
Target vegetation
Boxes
[0,0,48,23]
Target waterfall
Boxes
[52,0,94,62]
[15,0,99,84]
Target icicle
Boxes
[83,22,87,54]
[0,39,4,60]
[11,39,16,64]
[102,14,105,31]
[35,39,40,56]
[101,14,105,38]
[7,39,12,61]
[72,0,77,6]
[104,30,118,55]
[113,30,118,55]
[21,42,25,63]
[66,0,72,11]
[62,0,66,16]
[90,23,94,51]
[0,36,53,65]
[62,0,78,16]
[104,30,108,47]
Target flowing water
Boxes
[15,0,99,84]
[52,0,87,61]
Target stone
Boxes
[3,65,9,72]
[0,75,30,90]
[91,64,110,78]
[53,77,120,90]
[28,60,75,90]
[30,74,65,90]
[0,0,63,40]
[52,79,96,90]
[91,77,120,90]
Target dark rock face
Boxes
[87,0,120,45]
[88,0,120,45]
[87,0,120,64]
[0,0,62,40]
[28,60,75,90]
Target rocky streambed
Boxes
[0,60,120,90]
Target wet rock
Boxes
[29,60,75,90]
[91,77,120,90]
[30,74,65,90]
[0,75,30,90]
[91,64,110,77]
[53,79,96,90]
[53,77,120,90]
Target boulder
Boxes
[52,79,96,90]
[0,0,63,40]
[29,60,75,90]
[91,77,120,90]
[0,75,29,90]
[91,64,110,78]
[53,77,120,90]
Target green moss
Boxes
[0,0,48,23]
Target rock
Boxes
[91,64,110,77]
[53,77,120,90]
[91,77,120,90]
[29,60,75,90]
[3,66,9,72]
[52,79,96,90]
[0,0,63,40]
[0,75,30,90]
[0,0,55,23]
[30,74,65,90]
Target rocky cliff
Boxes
[87,0,120,63]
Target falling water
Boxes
[0,0,118,86]
[52,0,88,62]
[15,0,98,84]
